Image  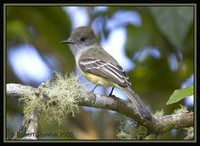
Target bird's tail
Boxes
[122,86,152,121]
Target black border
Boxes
[2,2,198,143]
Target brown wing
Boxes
[79,58,131,87]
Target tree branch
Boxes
[6,83,194,136]
[7,84,40,140]
[79,92,194,134]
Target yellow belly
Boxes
[81,70,118,87]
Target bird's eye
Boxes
[80,37,86,42]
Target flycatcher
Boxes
[62,26,152,121]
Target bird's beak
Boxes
[61,39,75,44]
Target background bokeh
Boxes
[6,5,194,140]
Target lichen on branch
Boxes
[6,73,194,139]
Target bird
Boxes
[62,26,152,121]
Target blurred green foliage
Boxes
[6,5,194,140]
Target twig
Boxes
[21,109,39,140]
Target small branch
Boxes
[7,84,40,140]
[21,109,39,140]
[7,83,37,97]
[12,118,27,140]
[6,83,194,136]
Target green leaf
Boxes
[166,85,193,105]
[150,7,193,50]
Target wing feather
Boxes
[79,58,131,87]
